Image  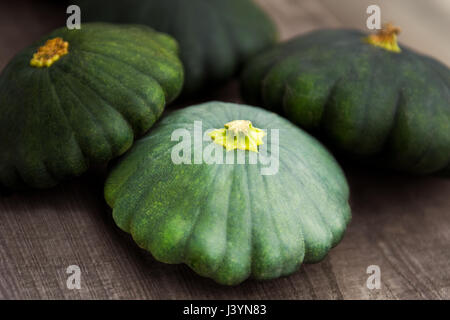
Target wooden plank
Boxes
[316,0,450,65]
[1,168,449,299]
[254,0,341,40]
[255,0,450,65]
[0,0,449,300]
[0,1,64,70]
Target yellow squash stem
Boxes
[209,120,266,152]
[365,23,401,53]
[30,37,69,68]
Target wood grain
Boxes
[256,0,450,65]
[0,0,449,300]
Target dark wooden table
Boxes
[1,0,449,299]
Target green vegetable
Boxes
[0,23,184,189]
[75,0,278,96]
[105,102,351,285]
[241,25,450,175]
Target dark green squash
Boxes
[104,102,351,285]
[0,23,184,190]
[241,26,450,175]
[75,0,278,96]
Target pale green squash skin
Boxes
[0,23,184,190]
[105,102,351,285]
